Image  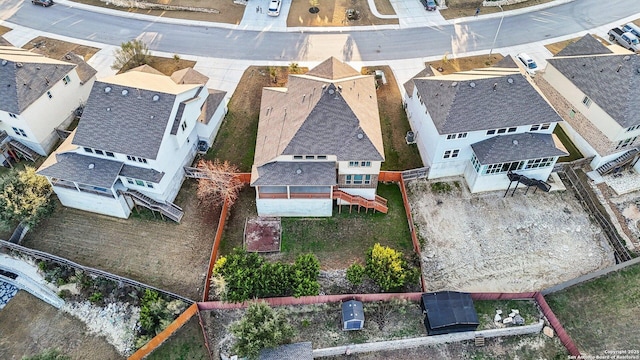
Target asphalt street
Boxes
[2,0,640,61]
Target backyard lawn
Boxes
[147,316,208,360]
[219,183,413,270]
[545,263,640,356]
[554,125,583,162]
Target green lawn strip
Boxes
[205,110,258,172]
[378,100,423,171]
[554,125,583,163]
[473,300,540,330]
[280,183,412,267]
[545,263,640,355]
[146,316,209,360]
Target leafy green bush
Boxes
[89,292,103,304]
[0,167,53,226]
[346,263,366,285]
[212,248,320,302]
[366,243,416,292]
[430,181,452,194]
[230,302,294,360]
[22,349,70,360]
[138,289,186,343]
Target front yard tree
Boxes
[230,302,294,360]
[0,166,52,226]
[366,243,409,292]
[196,159,244,208]
[111,39,150,71]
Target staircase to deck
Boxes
[183,166,209,179]
[8,140,40,162]
[333,189,388,214]
[596,148,639,175]
[506,171,551,193]
[120,190,184,223]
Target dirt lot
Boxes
[407,178,615,293]
[440,0,554,20]
[23,37,100,61]
[72,0,246,24]
[287,0,398,27]
[426,54,504,75]
[22,180,220,300]
[0,291,122,360]
[597,181,640,251]
[0,25,11,36]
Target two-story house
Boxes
[251,57,386,217]
[404,56,567,193]
[37,66,227,221]
[0,46,96,163]
[535,34,640,175]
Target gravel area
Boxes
[407,178,615,293]
[0,280,18,310]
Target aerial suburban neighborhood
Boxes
[0,0,639,359]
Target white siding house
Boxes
[0,46,96,161]
[535,34,640,174]
[404,56,567,193]
[37,66,227,221]
[251,57,386,217]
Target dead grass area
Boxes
[287,0,398,27]
[0,291,123,360]
[362,66,423,171]
[408,178,615,293]
[22,180,220,300]
[117,55,196,75]
[147,316,208,360]
[426,53,504,75]
[0,25,11,36]
[206,66,305,171]
[439,0,554,20]
[22,36,100,61]
[545,35,609,55]
[70,0,245,24]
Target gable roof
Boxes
[556,34,612,57]
[0,46,76,114]
[403,66,435,97]
[128,64,164,75]
[171,68,209,84]
[494,54,520,68]
[72,72,200,159]
[253,59,384,171]
[61,52,97,84]
[413,69,562,134]
[471,132,568,164]
[305,57,361,80]
[547,53,640,128]
[198,89,227,124]
[251,161,337,186]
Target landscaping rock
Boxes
[543,326,554,338]
[494,314,502,322]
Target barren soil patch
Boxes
[544,35,608,55]
[0,291,122,360]
[407,178,615,292]
[426,54,504,75]
[440,0,554,20]
[287,0,397,27]
[0,25,11,36]
[22,180,219,300]
[23,36,100,61]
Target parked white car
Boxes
[516,53,538,76]
[268,0,281,16]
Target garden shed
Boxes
[420,291,479,335]
[341,300,365,330]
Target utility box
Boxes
[341,300,364,331]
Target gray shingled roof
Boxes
[72,81,177,159]
[253,161,337,186]
[403,66,435,97]
[471,133,568,164]
[282,84,384,162]
[260,342,313,360]
[305,57,361,80]
[547,54,640,128]
[61,52,97,84]
[413,75,562,134]
[494,55,520,68]
[555,34,612,57]
[120,164,164,183]
[37,153,123,188]
[0,55,76,114]
[198,89,226,124]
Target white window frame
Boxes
[582,96,592,107]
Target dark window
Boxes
[508,127,517,133]
[293,155,303,159]
[106,152,114,157]
[497,128,506,134]
[95,150,104,156]
[487,130,496,135]
[84,147,93,153]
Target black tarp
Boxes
[420,291,479,335]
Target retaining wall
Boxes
[542,257,640,295]
[312,320,544,357]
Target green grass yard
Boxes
[554,125,583,163]
[545,263,640,355]
[147,316,209,360]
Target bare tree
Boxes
[196,159,244,208]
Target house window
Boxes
[616,137,638,149]
[470,154,481,172]
[360,161,371,167]
[84,147,93,153]
[507,127,517,133]
[135,179,144,186]
[364,175,371,184]
[305,155,315,159]
[627,125,640,132]
[443,149,460,159]
[484,161,524,175]
[126,178,134,184]
[95,150,104,156]
[458,132,468,139]
[47,91,53,99]
[317,155,327,160]
[582,96,592,107]
[127,155,132,161]
[486,130,496,135]
[345,175,352,184]
[530,124,540,131]
[447,132,468,140]
[106,152,115,157]
[8,113,17,119]
[181,120,187,131]
[293,155,303,160]
[353,175,364,184]
[569,109,576,119]
[146,182,154,188]
[62,75,71,85]
[142,158,148,164]
[525,157,554,169]
[497,128,506,134]
[12,127,27,137]
[541,123,550,130]
[446,134,456,140]
[349,161,359,167]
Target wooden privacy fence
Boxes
[202,197,230,302]
[128,303,199,360]
[535,293,581,357]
